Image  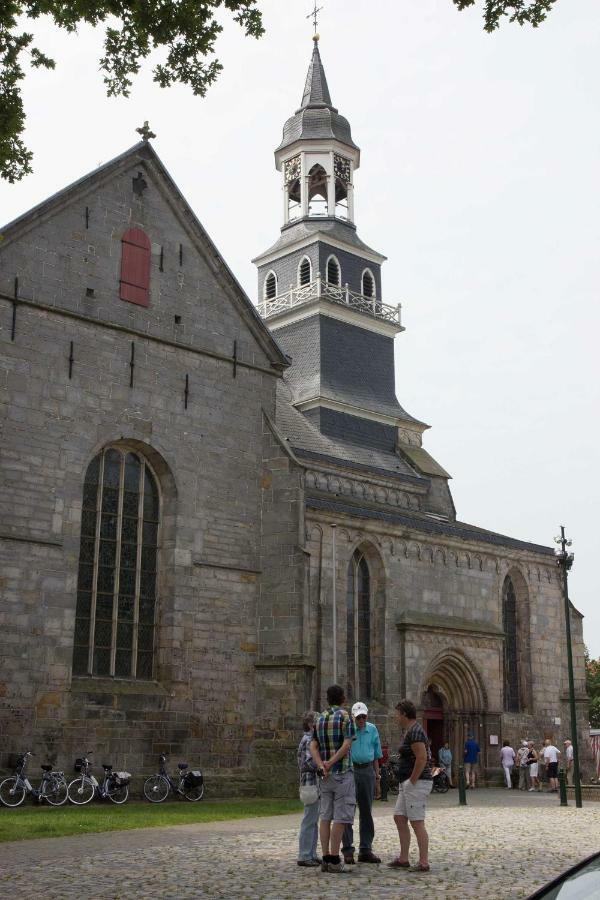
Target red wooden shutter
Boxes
[120,228,151,307]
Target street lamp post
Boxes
[554,525,582,809]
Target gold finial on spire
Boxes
[136,121,156,142]
[307,1,323,37]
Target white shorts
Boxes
[394,778,433,821]
[529,763,538,777]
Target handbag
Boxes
[299,783,319,805]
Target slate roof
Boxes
[253,217,384,264]
[275,378,424,483]
[276,40,359,154]
[305,497,555,557]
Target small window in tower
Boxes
[264,271,277,300]
[362,269,375,299]
[308,164,327,217]
[327,256,341,286]
[298,256,312,286]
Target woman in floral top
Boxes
[297,710,321,866]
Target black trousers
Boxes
[342,767,376,853]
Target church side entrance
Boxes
[422,687,445,766]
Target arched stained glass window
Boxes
[503,577,520,712]
[73,447,159,680]
[298,256,312,286]
[346,549,371,702]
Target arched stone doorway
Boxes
[419,650,488,775]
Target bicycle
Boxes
[143,754,204,803]
[0,751,68,807]
[67,752,131,805]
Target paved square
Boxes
[0,790,598,898]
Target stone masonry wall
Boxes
[0,150,283,777]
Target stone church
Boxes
[0,38,589,789]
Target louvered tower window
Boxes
[264,271,277,300]
[327,256,341,286]
[362,269,375,299]
[299,256,312,286]
[346,550,371,702]
[120,228,151,307]
[72,447,159,680]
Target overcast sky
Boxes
[2,1,599,655]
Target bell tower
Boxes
[253,37,429,455]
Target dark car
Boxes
[527,852,600,899]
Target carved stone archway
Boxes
[419,650,488,775]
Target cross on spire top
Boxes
[136,121,156,142]
[307,1,323,37]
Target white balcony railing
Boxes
[257,276,402,327]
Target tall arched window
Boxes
[298,256,312,286]
[362,269,375,299]
[308,164,328,217]
[326,255,341,286]
[503,577,520,712]
[120,228,151,307]
[72,447,159,680]
[346,549,371,702]
[264,271,277,300]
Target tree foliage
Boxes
[1,1,560,183]
[453,0,558,31]
[0,1,264,182]
[585,648,600,728]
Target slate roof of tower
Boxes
[253,217,384,264]
[276,40,359,154]
[275,378,423,483]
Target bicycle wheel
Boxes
[67,776,95,805]
[143,775,169,803]
[435,774,450,794]
[44,776,68,806]
[183,781,204,802]
[107,782,129,804]
[0,777,26,807]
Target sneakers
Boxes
[297,859,320,867]
[321,855,347,873]
[358,850,381,863]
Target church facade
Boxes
[0,39,589,788]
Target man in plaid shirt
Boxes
[311,684,357,873]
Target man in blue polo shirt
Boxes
[342,702,383,864]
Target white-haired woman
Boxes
[297,710,321,867]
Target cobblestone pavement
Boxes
[0,791,598,899]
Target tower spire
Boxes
[300,37,332,110]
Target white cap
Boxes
[352,702,368,717]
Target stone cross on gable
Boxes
[136,121,156,142]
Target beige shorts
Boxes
[318,771,356,824]
[394,778,433,821]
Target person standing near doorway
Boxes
[341,702,383,864]
[500,740,515,788]
[517,741,531,791]
[388,699,433,873]
[543,739,561,792]
[438,742,453,787]
[527,742,539,792]
[463,733,480,788]
[564,740,574,786]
